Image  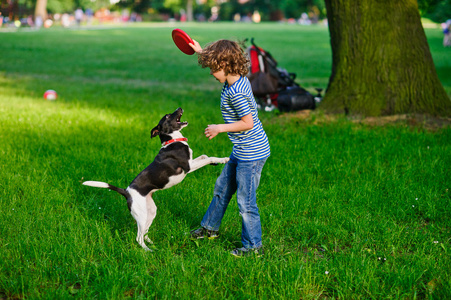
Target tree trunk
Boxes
[187,0,193,22]
[323,0,451,116]
[34,0,48,22]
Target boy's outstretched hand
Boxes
[189,39,202,53]
[205,124,221,140]
[204,114,254,140]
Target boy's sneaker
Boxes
[190,227,219,240]
[231,246,264,258]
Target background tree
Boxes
[322,0,451,116]
[160,0,201,20]
[35,0,47,21]
[418,0,451,22]
[218,0,326,21]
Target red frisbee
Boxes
[172,28,195,55]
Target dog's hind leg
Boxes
[143,193,157,245]
[130,193,152,251]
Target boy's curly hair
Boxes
[198,40,249,77]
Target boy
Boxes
[189,39,270,257]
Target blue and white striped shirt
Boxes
[220,76,270,161]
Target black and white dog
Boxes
[83,108,229,251]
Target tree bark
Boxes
[34,0,48,22]
[323,0,451,116]
[187,0,193,22]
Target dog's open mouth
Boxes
[177,112,188,126]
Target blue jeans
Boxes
[201,155,267,249]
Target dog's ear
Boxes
[151,126,160,138]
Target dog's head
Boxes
[151,108,188,138]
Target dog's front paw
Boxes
[209,157,230,165]
[220,157,230,164]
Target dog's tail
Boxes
[83,181,130,199]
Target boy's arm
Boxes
[205,113,253,140]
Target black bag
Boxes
[248,71,278,96]
[277,86,316,112]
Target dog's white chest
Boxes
[163,172,187,190]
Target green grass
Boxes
[0,22,450,299]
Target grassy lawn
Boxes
[0,22,450,299]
